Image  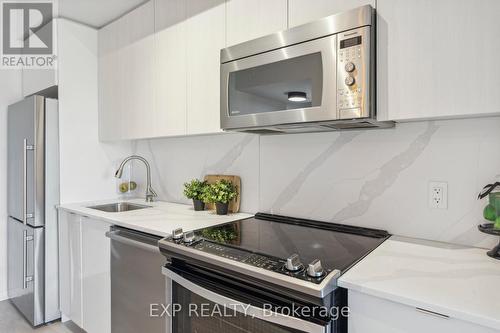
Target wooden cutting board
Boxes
[203,175,241,213]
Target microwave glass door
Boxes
[221,35,337,130]
[228,53,323,116]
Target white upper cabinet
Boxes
[155,0,188,136]
[185,0,226,135]
[99,0,225,140]
[377,0,500,121]
[98,1,155,141]
[226,0,288,46]
[98,21,122,141]
[97,0,500,138]
[288,0,375,28]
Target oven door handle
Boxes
[163,267,330,333]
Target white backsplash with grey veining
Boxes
[131,133,260,213]
[131,116,500,248]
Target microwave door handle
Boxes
[163,268,329,333]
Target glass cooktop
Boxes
[194,213,389,273]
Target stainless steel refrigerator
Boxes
[7,95,60,326]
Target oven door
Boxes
[163,264,334,333]
[220,34,337,131]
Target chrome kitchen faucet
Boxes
[115,155,157,202]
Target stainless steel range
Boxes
[159,213,389,333]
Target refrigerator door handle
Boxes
[23,139,27,225]
[22,138,34,225]
[23,230,27,289]
[22,230,34,289]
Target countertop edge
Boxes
[338,240,500,332]
[59,205,171,237]
[57,200,254,237]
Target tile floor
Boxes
[0,300,78,333]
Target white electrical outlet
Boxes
[429,181,448,209]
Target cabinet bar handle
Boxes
[416,307,449,319]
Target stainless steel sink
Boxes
[88,202,151,213]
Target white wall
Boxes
[57,19,133,204]
[0,20,135,302]
[132,116,500,249]
[0,70,23,301]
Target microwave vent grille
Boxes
[240,129,285,134]
[320,122,378,130]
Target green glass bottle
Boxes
[484,192,497,222]
[494,192,500,229]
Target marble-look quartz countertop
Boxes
[58,198,253,237]
[338,236,500,331]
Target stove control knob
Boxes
[307,259,324,278]
[345,62,355,73]
[172,228,183,240]
[285,254,303,271]
[345,76,355,86]
[183,231,195,244]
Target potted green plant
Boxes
[183,179,208,211]
[205,179,238,215]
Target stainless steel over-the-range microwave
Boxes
[220,5,393,134]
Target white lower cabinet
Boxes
[81,217,112,333]
[348,290,497,333]
[58,210,83,326]
[58,210,111,333]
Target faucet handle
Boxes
[146,186,158,202]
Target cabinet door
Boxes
[98,21,123,141]
[58,211,70,319]
[288,0,375,28]
[81,218,111,333]
[58,210,83,327]
[98,1,156,141]
[377,0,500,121]
[226,0,288,46]
[121,1,156,139]
[154,0,188,136]
[186,0,226,135]
[348,290,498,333]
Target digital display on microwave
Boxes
[340,36,362,49]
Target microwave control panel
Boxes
[337,26,371,120]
